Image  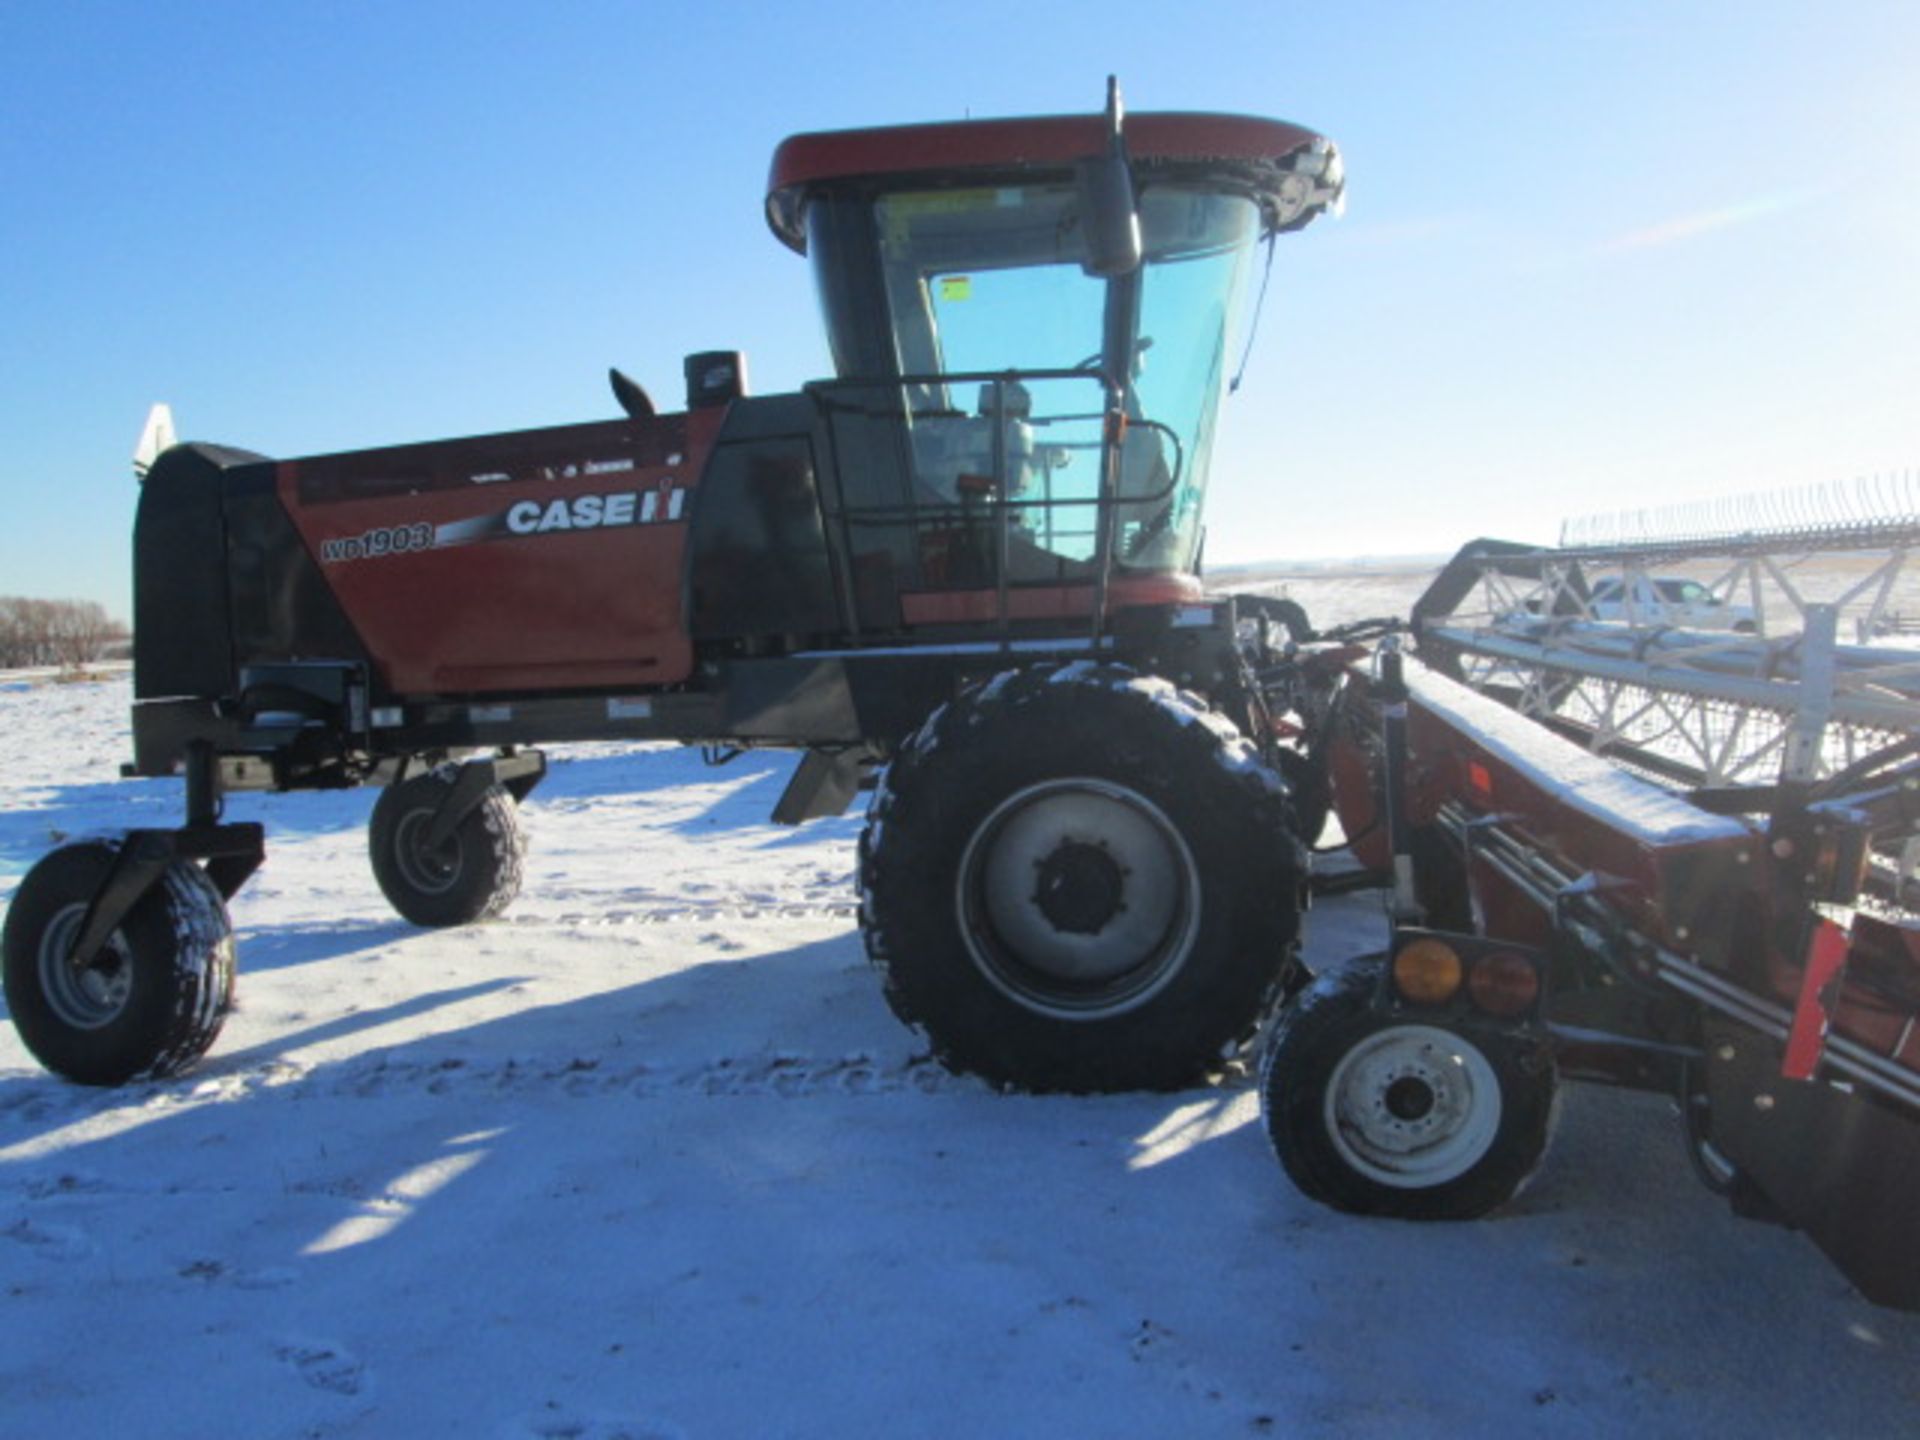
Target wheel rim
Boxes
[393,810,462,895]
[36,903,134,1030]
[1323,1024,1502,1188]
[956,778,1201,1020]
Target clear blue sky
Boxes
[3,1,1915,616]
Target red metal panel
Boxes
[279,408,727,696]
[1817,912,1920,1080]
[1784,918,1851,1080]
[1400,699,1750,951]
[766,112,1327,250]
[1325,663,1756,951]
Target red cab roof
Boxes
[766,110,1339,252]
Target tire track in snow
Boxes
[256,1049,979,1101]
[273,1338,368,1396]
[0,1049,987,1126]
[507,901,857,927]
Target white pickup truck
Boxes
[1587,575,1759,631]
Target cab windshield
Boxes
[812,181,1261,575]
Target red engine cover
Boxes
[281,409,726,696]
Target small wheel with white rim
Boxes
[1260,958,1557,1218]
[1322,1023,1505,1189]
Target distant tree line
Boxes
[0,597,127,668]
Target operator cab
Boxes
[766,95,1342,623]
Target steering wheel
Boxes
[1071,336,1154,373]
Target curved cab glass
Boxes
[808,181,1262,578]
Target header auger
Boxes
[1255,514,1920,1309]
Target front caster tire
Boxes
[2,840,235,1086]
[861,663,1306,1093]
[370,767,525,927]
[1260,960,1557,1218]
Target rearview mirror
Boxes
[1079,155,1142,277]
[1079,77,1141,277]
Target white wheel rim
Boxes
[36,903,134,1030]
[1323,1024,1503,1188]
[955,778,1201,1021]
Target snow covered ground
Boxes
[4,667,1919,1438]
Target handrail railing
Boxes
[806,369,1184,644]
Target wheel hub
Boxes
[37,904,134,1031]
[1323,1024,1504,1188]
[394,812,461,894]
[957,778,1201,1020]
[1032,841,1126,935]
[1384,1075,1436,1122]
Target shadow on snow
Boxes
[0,930,1917,1434]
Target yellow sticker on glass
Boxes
[938,276,973,302]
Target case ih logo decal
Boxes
[504,486,685,534]
[318,483,687,565]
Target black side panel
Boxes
[842,654,969,744]
[804,191,901,381]
[223,464,374,690]
[688,396,842,644]
[1706,1020,1920,1310]
[133,443,262,701]
[718,658,861,742]
[808,383,921,633]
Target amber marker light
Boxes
[1391,938,1464,1005]
[1467,951,1541,1017]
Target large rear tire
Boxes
[1260,960,1558,1218]
[2,840,235,1085]
[370,767,525,927]
[861,663,1306,1092]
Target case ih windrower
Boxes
[7,87,1920,1308]
[5,86,1340,1094]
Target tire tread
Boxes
[862,663,1306,1092]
